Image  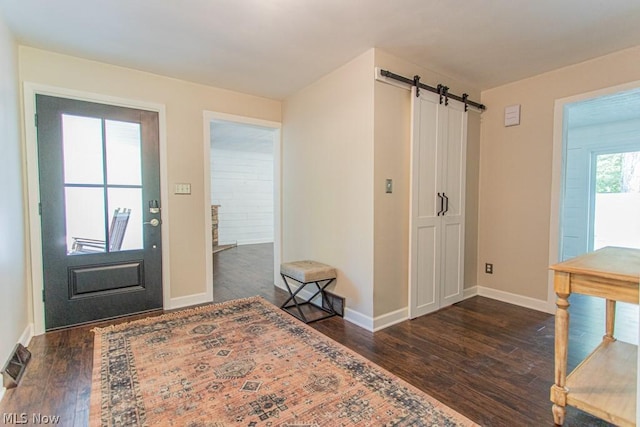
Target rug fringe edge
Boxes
[91,295,265,336]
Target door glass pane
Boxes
[65,187,106,254]
[593,151,640,249]
[108,188,143,251]
[62,115,104,185]
[106,120,142,185]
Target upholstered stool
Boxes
[280,260,337,323]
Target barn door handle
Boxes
[442,193,449,215]
[437,193,443,216]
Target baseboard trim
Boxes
[463,286,478,300]
[237,239,274,246]
[275,282,552,330]
[19,323,34,347]
[219,239,273,246]
[373,307,408,332]
[275,282,379,332]
[477,286,552,314]
[343,308,374,331]
[170,292,212,310]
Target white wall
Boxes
[0,13,30,393]
[211,137,274,246]
[282,49,375,318]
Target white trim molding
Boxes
[463,286,478,300]
[169,293,212,310]
[22,82,171,335]
[343,308,374,331]
[18,323,34,348]
[477,286,553,314]
[372,307,408,332]
[276,281,408,332]
[344,306,408,332]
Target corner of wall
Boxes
[0,12,31,378]
[371,49,483,317]
[281,48,376,318]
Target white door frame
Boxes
[203,111,282,295]
[547,79,640,312]
[23,82,171,335]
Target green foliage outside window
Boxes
[595,153,622,193]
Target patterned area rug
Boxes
[90,297,477,426]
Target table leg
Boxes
[551,289,570,425]
[604,299,616,342]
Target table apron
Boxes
[568,273,639,304]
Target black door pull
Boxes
[442,193,449,215]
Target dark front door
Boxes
[36,95,163,330]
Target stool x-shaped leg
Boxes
[280,274,336,323]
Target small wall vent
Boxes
[2,343,31,389]
[323,291,345,317]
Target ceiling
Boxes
[211,120,275,154]
[567,87,640,128]
[1,1,640,100]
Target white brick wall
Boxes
[210,142,274,245]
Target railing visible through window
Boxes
[62,114,144,254]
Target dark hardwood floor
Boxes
[1,242,637,426]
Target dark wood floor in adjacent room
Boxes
[1,243,636,426]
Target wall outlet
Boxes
[485,263,493,274]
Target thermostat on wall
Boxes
[504,104,521,127]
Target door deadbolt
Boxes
[144,218,161,227]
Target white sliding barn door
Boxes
[440,101,467,308]
[409,87,467,318]
[409,89,442,317]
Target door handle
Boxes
[144,218,161,227]
[437,193,443,216]
[442,193,449,215]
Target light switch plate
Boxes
[175,183,191,195]
[385,179,393,193]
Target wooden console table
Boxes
[550,246,639,426]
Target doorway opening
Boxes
[203,112,281,302]
[211,120,275,252]
[554,86,640,343]
[559,87,640,261]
